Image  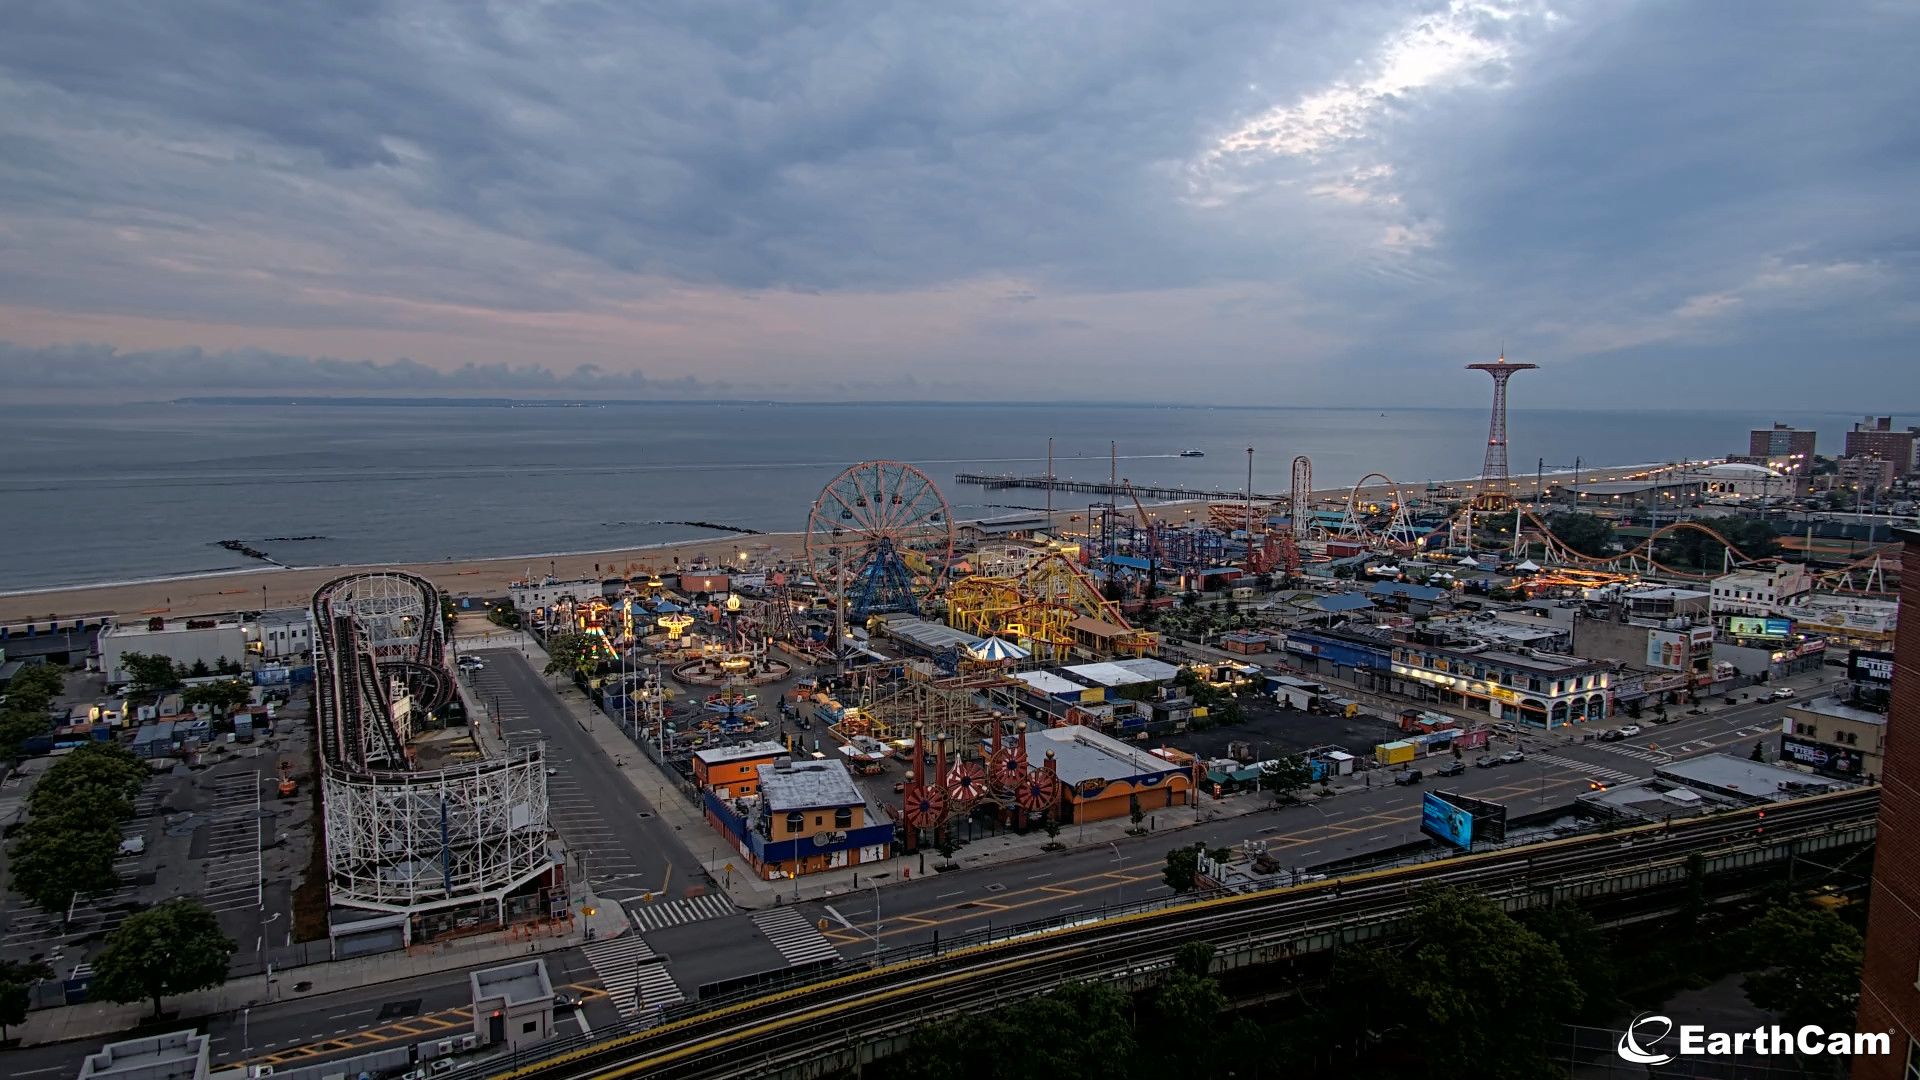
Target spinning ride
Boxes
[805,460,955,618]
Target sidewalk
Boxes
[16,894,630,1049]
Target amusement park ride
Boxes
[805,460,955,621]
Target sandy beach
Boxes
[0,463,1671,625]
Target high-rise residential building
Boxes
[1853,527,1917,1078]
[1844,416,1919,478]
[1747,422,1817,475]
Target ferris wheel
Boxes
[805,460,955,618]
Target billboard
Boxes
[1848,650,1894,686]
[1779,735,1866,777]
[1421,792,1474,852]
[1728,616,1792,639]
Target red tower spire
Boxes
[1465,353,1537,511]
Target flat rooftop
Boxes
[78,1030,210,1080]
[1788,695,1888,727]
[694,740,789,765]
[470,959,553,1005]
[758,759,864,811]
[1022,724,1184,785]
[1654,753,1842,802]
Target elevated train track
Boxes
[484,786,1878,1080]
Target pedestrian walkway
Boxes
[1528,753,1639,785]
[1596,743,1673,764]
[581,935,684,1017]
[750,908,840,967]
[629,893,735,933]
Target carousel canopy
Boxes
[1514,559,1541,572]
[967,636,1030,662]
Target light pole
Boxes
[871,882,882,961]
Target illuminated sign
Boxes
[1728,616,1792,639]
[1421,792,1474,852]
[1848,650,1894,685]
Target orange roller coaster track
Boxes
[1520,510,1900,593]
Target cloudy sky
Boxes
[1,0,1915,405]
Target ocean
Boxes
[0,401,1881,592]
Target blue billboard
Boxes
[1421,792,1474,852]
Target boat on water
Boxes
[1179,448,1205,457]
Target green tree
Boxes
[119,652,183,696]
[183,679,252,714]
[1751,739,1767,762]
[0,710,48,760]
[933,829,958,867]
[215,656,242,675]
[1172,940,1215,978]
[1260,754,1312,804]
[1374,888,1584,1080]
[486,605,522,629]
[29,744,147,816]
[1041,816,1060,846]
[3,665,65,714]
[7,823,120,916]
[1740,904,1864,1035]
[1162,844,1201,893]
[91,899,236,1020]
[1128,795,1144,829]
[0,959,51,1042]
[543,631,600,679]
[1543,512,1616,558]
[1519,903,1616,1022]
[186,658,212,678]
[897,980,1134,1080]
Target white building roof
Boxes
[693,740,788,766]
[1013,671,1094,695]
[1109,657,1180,681]
[1021,724,1184,785]
[1059,662,1149,687]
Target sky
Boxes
[1,0,1916,406]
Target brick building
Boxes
[1747,422,1817,476]
[1844,416,1918,478]
[1853,527,1918,1078]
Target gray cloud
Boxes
[0,1,1915,407]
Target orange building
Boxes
[691,740,787,798]
[1022,725,1192,823]
[701,757,894,879]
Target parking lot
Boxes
[0,700,313,981]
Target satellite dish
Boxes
[812,831,832,848]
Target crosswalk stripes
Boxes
[751,907,842,967]
[1531,753,1639,785]
[1598,744,1673,764]
[581,935,685,1017]
[629,892,736,933]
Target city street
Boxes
[465,650,710,905]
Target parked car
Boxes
[893,780,907,793]
[1497,750,1527,765]
[1597,728,1625,742]
[1616,724,1643,738]
[1474,755,1499,769]
[1435,760,1466,778]
[1770,687,1796,700]
[1392,769,1423,786]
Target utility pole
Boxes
[1046,436,1054,526]
[1245,447,1255,538]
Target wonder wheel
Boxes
[805,460,955,619]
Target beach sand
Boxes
[0,463,1669,624]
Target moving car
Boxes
[1597,728,1625,742]
[1474,755,1499,769]
[1616,724,1643,739]
[1434,760,1466,778]
[1770,687,1796,700]
[1392,769,1422,786]
[1496,750,1526,765]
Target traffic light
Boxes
[1755,809,1765,836]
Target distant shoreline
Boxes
[0,461,1679,624]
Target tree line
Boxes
[870,886,1866,1080]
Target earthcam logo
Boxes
[1616,1014,1674,1065]
[1616,1013,1891,1063]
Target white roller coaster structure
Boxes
[313,571,552,927]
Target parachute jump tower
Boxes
[1466,353,1537,512]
